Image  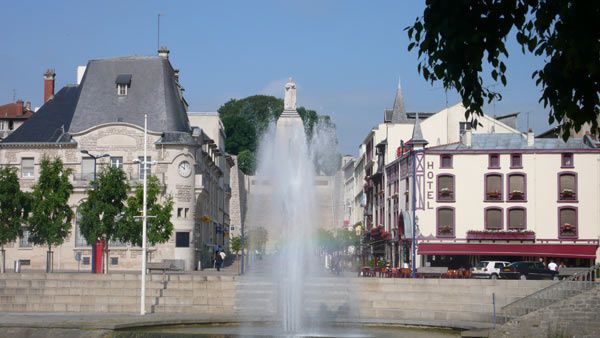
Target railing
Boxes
[501,264,599,322]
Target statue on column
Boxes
[284,77,297,111]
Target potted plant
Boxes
[439,187,452,197]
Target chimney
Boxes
[25,101,31,111]
[16,99,23,115]
[158,46,170,59]
[44,68,56,103]
[463,129,472,147]
[76,66,86,85]
[174,69,180,82]
[527,128,534,146]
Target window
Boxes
[21,158,34,178]
[558,207,577,238]
[138,156,151,179]
[8,121,14,130]
[485,208,503,230]
[510,154,522,168]
[436,207,455,238]
[75,209,89,247]
[175,232,190,248]
[488,154,500,169]
[437,174,455,202]
[507,174,526,201]
[184,208,189,218]
[177,208,183,218]
[110,257,119,265]
[110,156,123,169]
[19,229,32,248]
[440,155,453,168]
[508,207,526,230]
[485,173,503,201]
[81,158,95,181]
[117,84,128,96]
[0,121,5,130]
[82,257,90,265]
[561,153,574,168]
[459,121,472,134]
[558,172,577,201]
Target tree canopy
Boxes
[407,0,600,138]
[118,175,174,246]
[29,157,74,253]
[218,95,338,175]
[78,166,129,246]
[0,167,30,250]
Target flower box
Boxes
[509,190,524,200]
[560,223,576,235]
[560,189,575,199]
[466,230,535,240]
[486,191,501,199]
[438,225,453,234]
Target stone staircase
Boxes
[0,272,236,314]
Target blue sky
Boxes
[1,1,551,154]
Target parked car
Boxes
[499,261,558,280]
[472,261,511,279]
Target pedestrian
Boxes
[215,250,223,272]
[548,259,558,272]
[219,250,226,269]
[559,261,566,269]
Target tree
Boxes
[78,166,129,273]
[230,236,242,255]
[0,167,31,273]
[246,226,268,255]
[118,175,174,247]
[407,0,600,139]
[237,149,256,175]
[29,157,74,272]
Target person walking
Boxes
[215,250,223,272]
[548,259,558,272]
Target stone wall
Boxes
[491,284,600,337]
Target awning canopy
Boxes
[418,243,598,259]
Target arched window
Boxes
[507,207,527,230]
[436,207,455,238]
[485,207,503,230]
[558,172,577,202]
[558,207,577,238]
[437,174,455,202]
[507,173,526,201]
[485,173,503,201]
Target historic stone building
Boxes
[0,49,231,271]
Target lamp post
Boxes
[80,150,110,274]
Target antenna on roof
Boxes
[12,89,16,102]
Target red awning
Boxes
[418,243,598,259]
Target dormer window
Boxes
[115,74,132,96]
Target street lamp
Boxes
[80,150,111,274]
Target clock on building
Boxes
[178,161,192,177]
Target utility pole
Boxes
[140,113,148,315]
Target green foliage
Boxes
[230,236,242,255]
[237,149,256,175]
[246,226,268,254]
[407,0,600,139]
[316,227,360,254]
[119,176,174,246]
[218,95,337,174]
[78,166,129,245]
[29,157,74,250]
[0,167,30,248]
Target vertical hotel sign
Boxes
[415,152,435,210]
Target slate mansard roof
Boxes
[2,56,190,144]
[427,133,599,153]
